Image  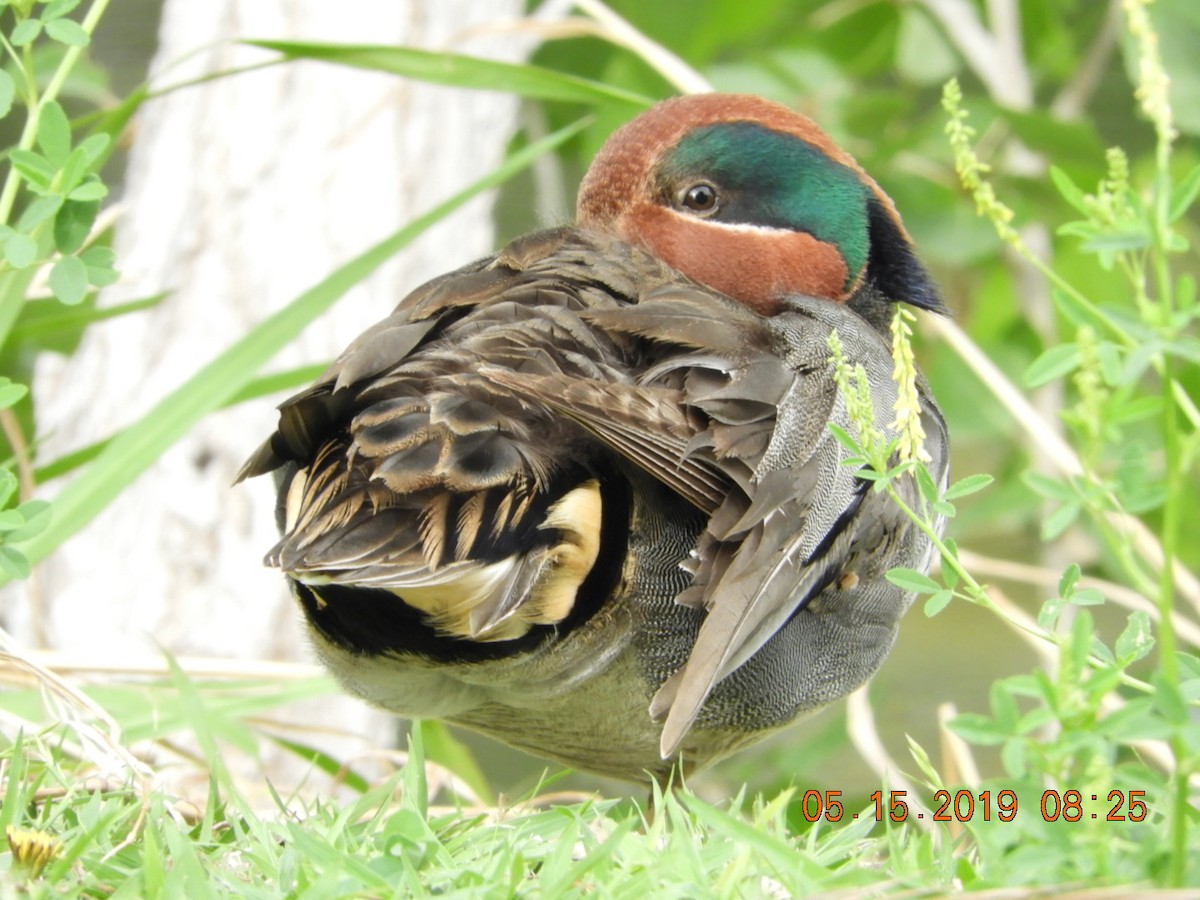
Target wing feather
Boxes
[242,226,946,757]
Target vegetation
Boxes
[1,0,1198,894]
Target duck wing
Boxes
[239,228,710,644]
[490,285,945,758]
[241,226,946,757]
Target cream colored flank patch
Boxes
[526,479,603,628]
[397,480,603,643]
[284,468,308,534]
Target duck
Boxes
[238,93,949,784]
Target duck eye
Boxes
[681,183,718,214]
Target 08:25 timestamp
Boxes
[798,789,1149,823]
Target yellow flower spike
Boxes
[889,306,932,465]
[827,329,885,459]
[1123,0,1176,147]
[941,79,1020,246]
[1067,327,1111,468]
[5,825,62,880]
[1083,147,1133,228]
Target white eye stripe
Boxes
[665,210,792,235]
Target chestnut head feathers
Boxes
[577,94,943,317]
[240,93,948,782]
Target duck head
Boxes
[577,93,944,317]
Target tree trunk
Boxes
[9,1,529,745]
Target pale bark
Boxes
[8,1,530,725]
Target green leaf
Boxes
[1122,340,1159,383]
[1096,340,1123,384]
[74,133,111,169]
[61,142,99,189]
[73,91,140,166]
[1115,611,1153,663]
[6,500,50,542]
[914,462,940,503]
[924,589,953,617]
[941,556,958,589]
[1058,563,1081,599]
[0,378,28,408]
[48,254,89,304]
[1065,609,1093,670]
[930,499,955,517]
[3,233,37,268]
[1041,501,1081,540]
[1000,738,1026,777]
[1049,287,1118,334]
[885,567,941,594]
[16,194,63,231]
[1166,336,1200,365]
[1153,673,1187,725]
[1049,165,1089,215]
[1097,698,1171,741]
[44,17,89,47]
[1037,595,1065,631]
[0,510,22,529]
[942,473,993,500]
[827,422,863,454]
[77,245,115,268]
[84,261,118,288]
[1180,652,1200,682]
[1068,587,1104,606]
[946,713,1007,745]
[1171,272,1194,310]
[1087,639,1117,673]
[1107,395,1162,425]
[9,149,57,190]
[1024,342,1080,387]
[53,199,99,254]
[67,179,106,202]
[11,19,42,47]
[0,470,16,508]
[1170,163,1200,221]
[1,118,589,578]
[43,0,83,18]
[993,687,1024,737]
[36,101,71,166]
[0,70,15,120]
[0,546,31,579]
[1080,230,1151,253]
[249,40,655,107]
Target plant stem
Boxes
[1160,353,1188,886]
[1148,103,1187,899]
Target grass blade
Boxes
[248,40,655,108]
[33,363,329,483]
